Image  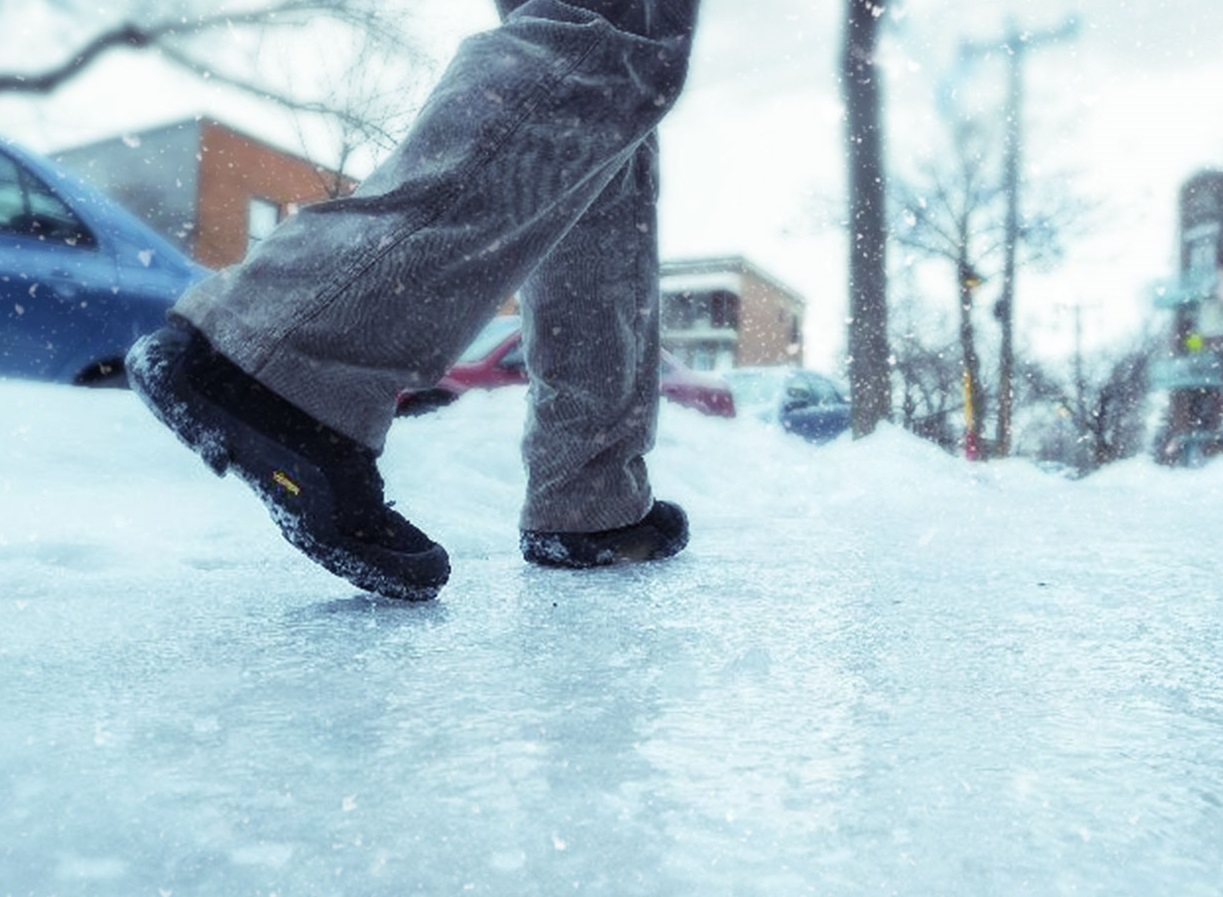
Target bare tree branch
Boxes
[0,23,153,93]
[154,42,402,150]
[1,0,427,179]
[0,1,402,96]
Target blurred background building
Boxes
[1152,170,1223,464]
[659,255,805,371]
[56,118,354,269]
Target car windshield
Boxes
[722,369,786,407]
[458,316,520,363]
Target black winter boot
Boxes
[520,501,689,568]
[126,319,449,600]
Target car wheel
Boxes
[396,388,459,417]
[73,358,129,388]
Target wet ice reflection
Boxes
[4,383,1223,894]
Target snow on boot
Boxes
[126,319,449,600]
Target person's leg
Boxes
[517,135,661,534]
[174,0,699,454]
[129,0,700,595]
[515,135,690,569]
[493,0,684,536]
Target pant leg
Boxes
[173,0,698,455]
[490,1,673,531]
[517,135,661,532]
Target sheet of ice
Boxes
[2,379,1222,895]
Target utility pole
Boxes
[962,16,1078,456]
[1059,300,1097,473]
[1072,302,1086,430]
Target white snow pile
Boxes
[3,378,1223,896]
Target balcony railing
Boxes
[1152,272,1218,308]
[1149,352,1223,389]
[661,326,738,345]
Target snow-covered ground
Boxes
[3,378,1223,896]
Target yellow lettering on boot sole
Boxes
[272,470,302,496]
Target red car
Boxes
[397,315,735,418]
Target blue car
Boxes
[722,367,852,443]
[0,138,207,385]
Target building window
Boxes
[663,292,702,330]
[1185,223,1219,275]
[248,197,280,249]
[664,290,739,332]
[709,290,738,330]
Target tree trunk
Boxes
[842,0,891,437]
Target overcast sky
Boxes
[5,0,1223,370]
[661,0,1223,368]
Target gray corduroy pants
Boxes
[172,0,699,533]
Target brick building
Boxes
[1151,170,1223,463]
[55,118,355,269]
[659,255,805,371]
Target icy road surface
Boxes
[3,380,1222,895]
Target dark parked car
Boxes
[0,138,208,386]
[721,367,851,443]
[397,315,736,418]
